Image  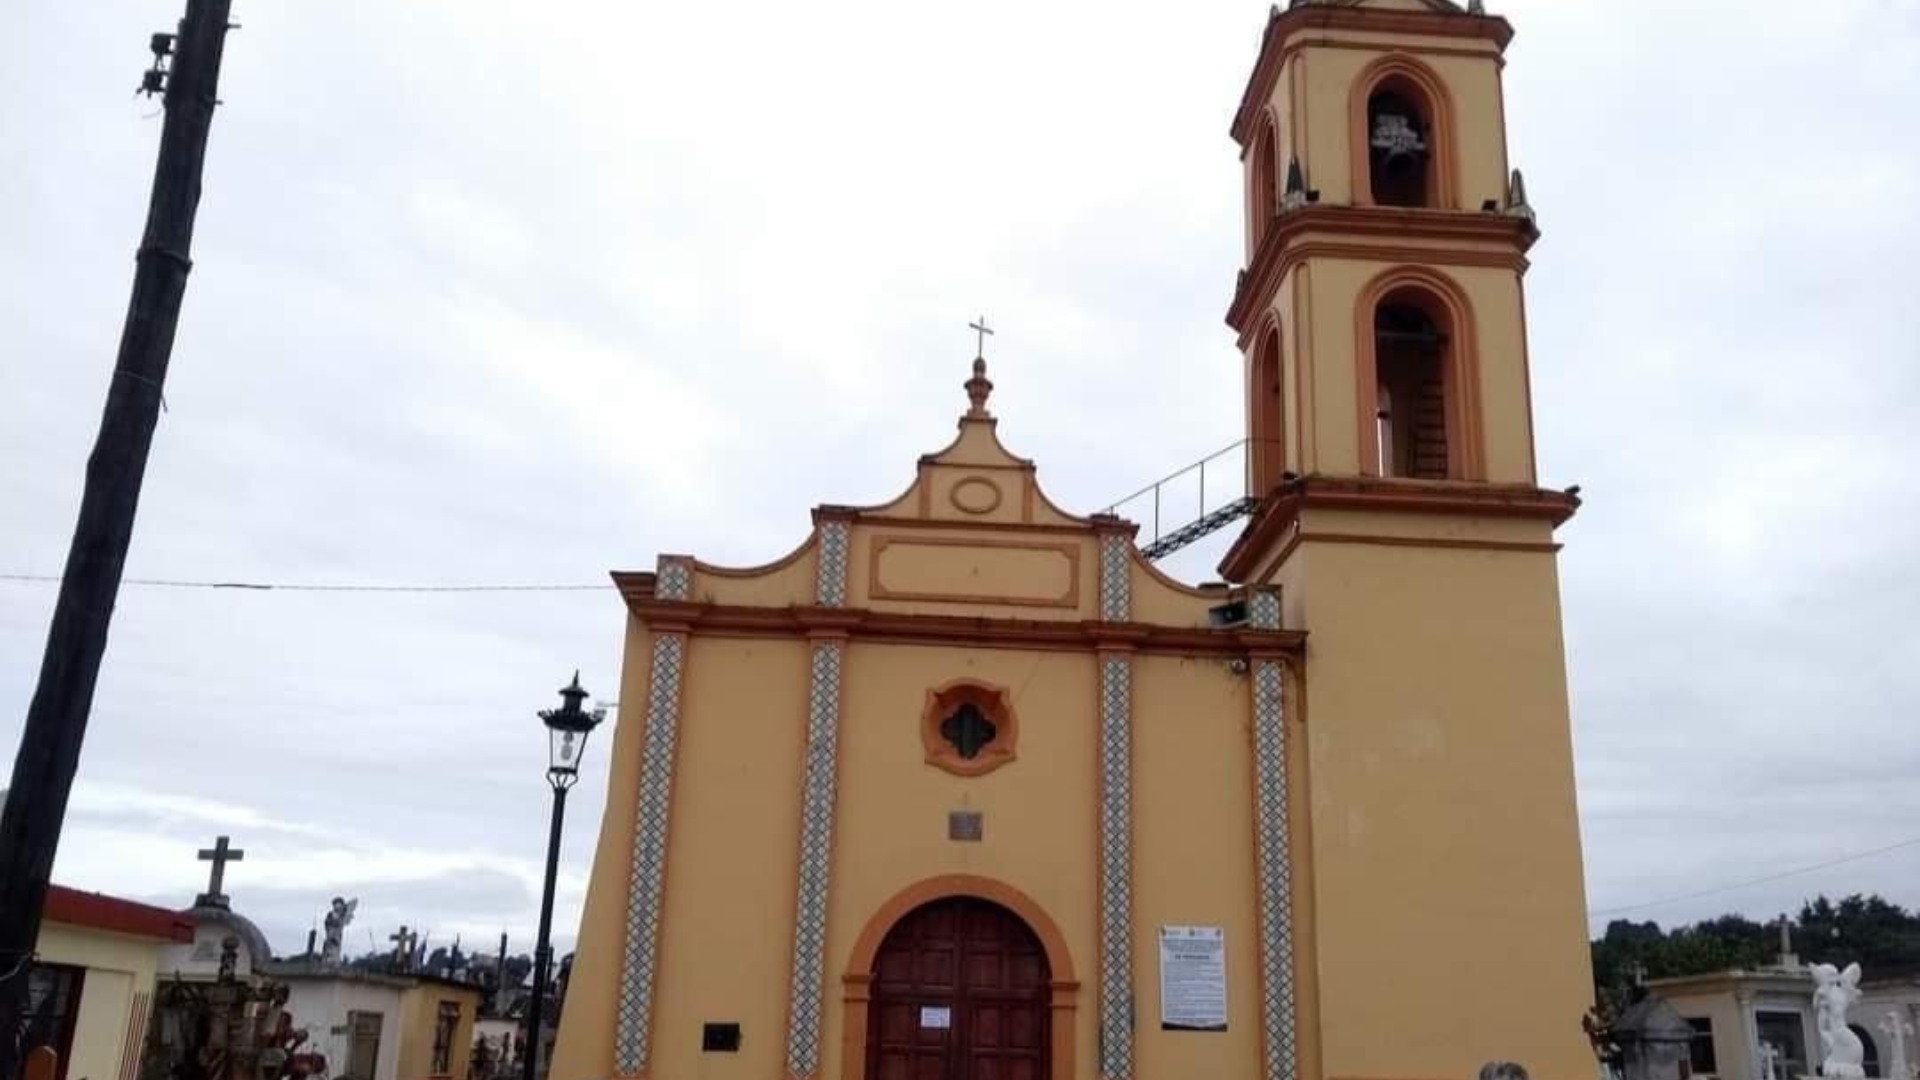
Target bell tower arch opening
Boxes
[1349,55,1459,211]
[1250,319,1287,494]
[1249,116,1281,249]
[1367,86,1432,207]
[1372,291,1450,479]
[1356,269,1485,483]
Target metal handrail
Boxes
[1102,438,1251,545]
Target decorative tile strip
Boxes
[1252,658,1296,1080]
[782,640,845,1078]
[1098,653,1134,1079]
[613,631,687,1076]
[817,521,850,608]
[1248,586,1282,632]
[656,556,693,602]
[1100,533,1132,623]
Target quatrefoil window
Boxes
[940,703,998,760]
[922,679,1017,777]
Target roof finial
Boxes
[1506,167,1535,225]
[1281,156,1317,211]
[965,316,996,419]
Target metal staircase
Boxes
[1102,439,1262,562]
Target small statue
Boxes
[321,896,358,965]
[218,935,240,982]
[1878,1010,1914,1080]
[1812,963,1866,1078]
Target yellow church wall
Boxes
[1458,264,1538,482]
[647,635,811,1080]
[549,619,654,1080]
[1288,535,1594,1080]
[685,537,819,607]
[1130,654,1264,1080]
[1298,258,1364,477]
[1126,556,1232,627]
[823,640,1100,1080]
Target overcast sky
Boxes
[3,0,1918,962]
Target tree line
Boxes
[1592,894,1920,1011]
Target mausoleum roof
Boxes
[183,901,274,965]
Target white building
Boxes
[1651,962,1920,1079]
[266,961,410,1080]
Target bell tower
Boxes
[1221,4,1596,1080]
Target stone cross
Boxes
[1881,1011,1915,1080]
[1761,1041,1781,1080]
[969,316,994,360]
[1776,913,1799,966]
[196,835,244,904]
[390,926,411,965]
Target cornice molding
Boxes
[1226,204,1536,337]
[611,593,1305,659]
[1219,474,1580,582]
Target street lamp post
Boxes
[525,673,605,1080]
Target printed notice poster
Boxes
[920,1006,952,1030]
[1158,925,1227,1031]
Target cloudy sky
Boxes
[3,0,1918,962]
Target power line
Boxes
[0,574,608,594]
[1590,835,1920,919]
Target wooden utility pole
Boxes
[0,2,235,1075]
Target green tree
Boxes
[1590,895,1920,1006]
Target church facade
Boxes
[553,3,1595,1080]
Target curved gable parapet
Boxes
[609,365,1297,638]
[856,414,1088,532]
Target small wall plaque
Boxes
[948,810,984,842]
[702,1022,741,1052]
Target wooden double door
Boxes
[866,897,1051,1080]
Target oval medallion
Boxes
[949,476,1004,516]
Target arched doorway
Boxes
[865,896,1051,1080]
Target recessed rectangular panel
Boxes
[871,537,1081,609]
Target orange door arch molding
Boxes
[838,874,1079,1080]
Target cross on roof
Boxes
[196,835,244,905]
[969,316,994,360]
